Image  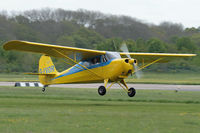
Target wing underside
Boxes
[3,40,106,60]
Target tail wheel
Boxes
[98,86,106,96]
[42,85,48,92]
[128,87,136,97]
[42,87,45,92]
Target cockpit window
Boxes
[91,56,101,64]
[82,61,90,67]
[106,52,121,60]
[81,53,117,68]
[102,55,108,63]
[82,56,102,67]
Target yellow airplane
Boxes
[3,40,196,97]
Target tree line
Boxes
[0,8,199,73]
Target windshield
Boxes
[106,52,121,60]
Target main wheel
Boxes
[128,87,136,97]
[98,86,106,96]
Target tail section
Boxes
[39,55,58,85]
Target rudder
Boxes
[39,55,58,85]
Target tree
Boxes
[72,27,104,48]
[147,38,166,53]
[96,38,123,51]
[158,22,184,41]
[176,37,196,52]
[135,38,148,52]
[0,8,199,73]
[56,35,75,47]
[124,39,137,52]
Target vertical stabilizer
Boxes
[39,55,58,85]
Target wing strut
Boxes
[117,80,129,92]
[133,58,163,74]
[60,59,85,71]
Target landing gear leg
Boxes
[98,79,115,96]
[118,79,136,97]
[42,85,48,92]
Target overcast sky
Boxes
[0,0,199,28]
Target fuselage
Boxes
[49,52,134,84]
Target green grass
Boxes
[0,86,200,133]
[0,73,38,82]
[126,72,200,85]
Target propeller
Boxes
[133,63,142,79]
[120,42,131,59]
[120,42,142,79]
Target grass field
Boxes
[0,86,200,133]
[0,73,38,82]
[1,72,200,85]
[127,72,200,85]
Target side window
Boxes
[91,56,101,65]
[82,61,90,67]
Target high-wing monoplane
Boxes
[3,40,196,97]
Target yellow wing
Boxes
[120,52,196,63]
[3,40,196,62]
[3,40,106,60]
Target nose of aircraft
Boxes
[128,59,137,64]
[123,58,135,75]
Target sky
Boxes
[0,0,199,28]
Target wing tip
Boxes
[183,54,197,57]
[3,40,22,50]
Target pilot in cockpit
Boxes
[83,56,100,67]
[92,57,100,65]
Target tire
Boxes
[98,86,106,96]
[42,87,45,92]
[128,87,136,97]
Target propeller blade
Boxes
[120,42,131,59]
[133,63,142,79]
